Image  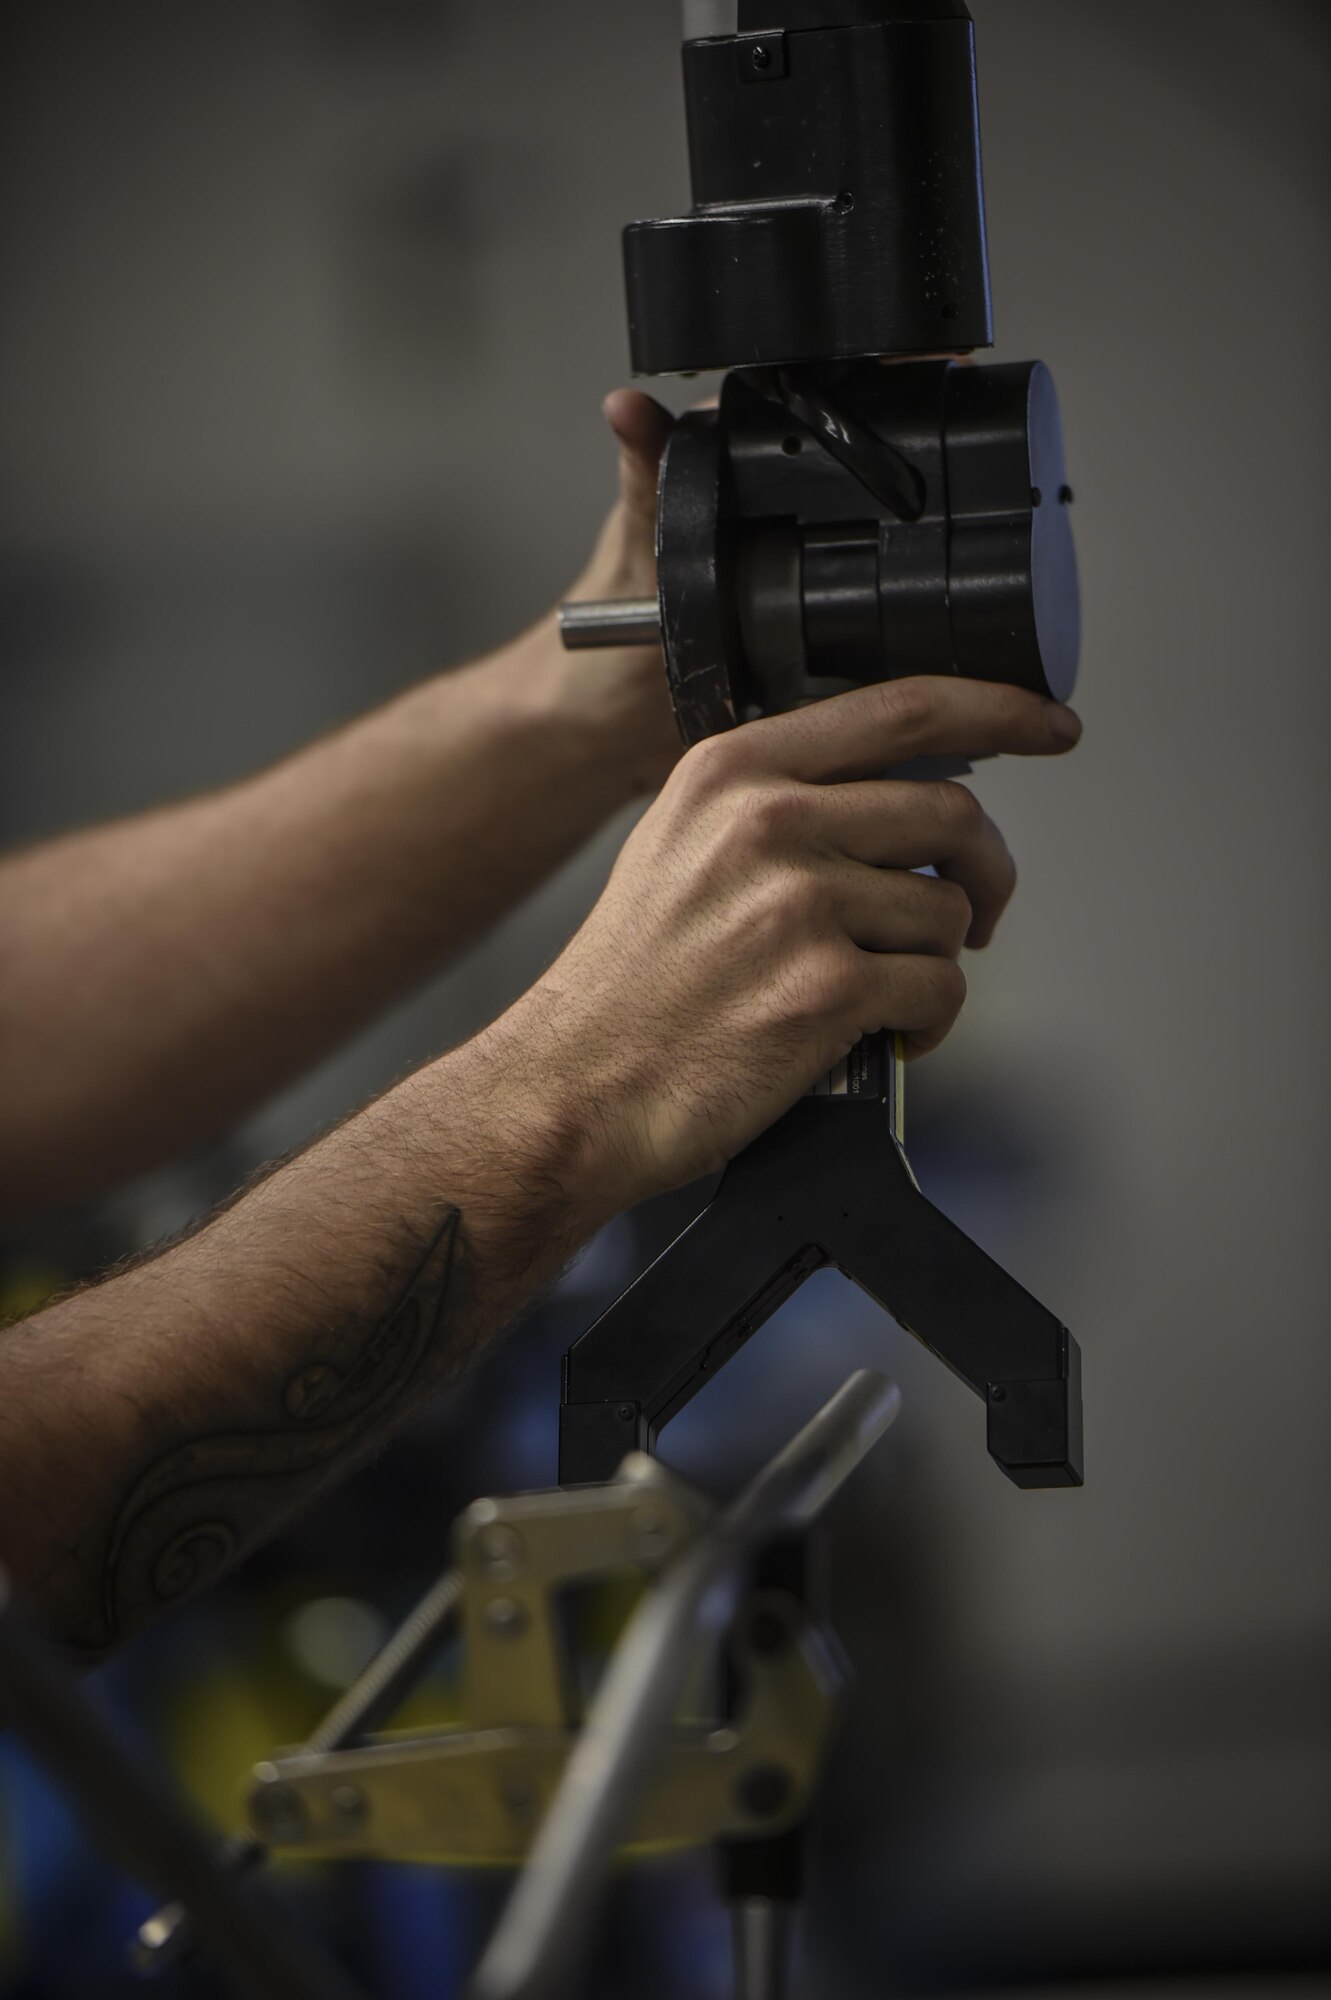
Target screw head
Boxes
[990,1385,1008,1403]
[617,1404,636,1424]
[632,1505,670,1552]
[251,1780,309,1842]
[330,1784,367,1829]
[473,1522,525,1580]
[500,1772,537,1818]
[735,1763,793,1820]
[484,1595,530,1640]
[751,43,772,69]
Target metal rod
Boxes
[304,1564,465,1753]
[558,598,662,650]
[733,1898,792,2000]
[0,1571,364,2000]
[137,1564,466,1970]
[465,1370,901,2000]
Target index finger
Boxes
[729,677,1082,783]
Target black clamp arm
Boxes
[562,1044,1081,1491]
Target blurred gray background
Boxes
[1,2,1328,1994]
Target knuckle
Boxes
[934,877,974,946]
[873,677,935,737]
[937,780,984,834]
[782,867,827,931]
[751,860,823,936]
[678,729,742,795]
[734,780,807,850]
[930,958,968,1021]
[777,941,858,1029]
[900,960,967,1057]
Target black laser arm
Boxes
[559,0,1084,1494]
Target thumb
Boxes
[603,388,673,535]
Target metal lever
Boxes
[228,1373,896,2000]
[466,1370,901,2000]
[0,1570,366,2000]
[135,1564,466,1972]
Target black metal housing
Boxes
[626,2,992,374]
[659,357,1080,746]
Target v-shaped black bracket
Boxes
[560,1037,1082,1491]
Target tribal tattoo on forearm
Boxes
[86,1207,461,1650]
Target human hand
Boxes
[496,677,1082,1217]
[508,389,681,805]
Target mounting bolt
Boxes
[990,1385,1008,1403]
[501,1772,537,1818]
[631,1505,670,1557]
[735,1764,793,1820]
[251,1780,309,1842]
[617,1404,635,1424]
[484,1596,529,1640]
[330,1785,367,1830]
[473,1522,525,1580]
[751,42,771,69]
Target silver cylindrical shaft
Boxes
[733,1898,792,2000]
[558,598,662,650]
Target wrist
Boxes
[416,1000,637,1259]
[488,614,678,813]
[473,986,650,1238]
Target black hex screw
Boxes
[736,1763,793,1820]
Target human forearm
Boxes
[0,1019,613,1655]
[0,676,1080,1652]
[0,625,661,1216]
[0,394,678,1217]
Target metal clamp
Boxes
[245,1450,840,1867]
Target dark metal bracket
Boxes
[560,1036,1082,1491]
